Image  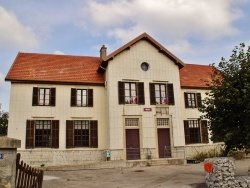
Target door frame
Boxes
[157,128,171,158]
[155,117,173,159]
[125,129,140,160]
[123,116,142,160]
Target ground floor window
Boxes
[184,120,208,144]
[26,120,59,148]
[35,120,51,147]
[66,120,98,148]
[74,120,90,147]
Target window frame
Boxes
[184,92,202,108]
[74,120,90,147]
[149,83,175,105]
[26,120,59,149]
[118,81,145,105]
[66,120,98,148]
[184,120,209,144]
[32,87,56,106]
[71,88,93,107]
[154,83,167,104]
[35,120,52,147]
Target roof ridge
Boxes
[18,52,99,59]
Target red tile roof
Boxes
[5,53,104,85]
[6,54,214,89]
[179,64,214,88]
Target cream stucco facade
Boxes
[6,33,222,166]
[9,83,107,150]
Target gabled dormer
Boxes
[97,32,185,73]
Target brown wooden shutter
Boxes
[167,84,175,105]
[90,120,98,148]
[71,88,77,106]
[88,89,93,107]
[149,83,156,105]
[196,93,202,108]
[66,120,74,148]
[50,88,56,106]
[26,120,34,148]
[51,120,59,148]
[184,120,190,144]
[118,81,125,104]
[32,87,38,106]
[201,120,209,143]
[137,82,145,105]
[184,92,189,108]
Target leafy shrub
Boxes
[192,148,223,162]
[227,150,245,160]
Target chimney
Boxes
[100,45,107,60]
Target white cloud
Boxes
[53,50,65,55]
[167,39,192,55]
[0,72,4,87]
[0,6,39,50]
[79,0,243,50]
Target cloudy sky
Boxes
[0,0,250,111]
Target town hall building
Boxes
[5,33,221,166]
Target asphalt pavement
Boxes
[42,158,250,188]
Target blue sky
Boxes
[0,0,250,111]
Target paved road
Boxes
[42,159,250,188]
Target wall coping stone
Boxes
[0,136,21,148]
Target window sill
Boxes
[185,143,209,146]
[155,104,169,106]
[124,104,139,106]
[65,148,98,150]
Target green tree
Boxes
[200,43,250,155]
[0,111,8,136]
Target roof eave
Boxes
[5,79,105,86]
[181,85,212,90]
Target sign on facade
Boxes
[143,108,152,112]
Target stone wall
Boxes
[0,137,21,188]
[204,157,250,188]
[18,149,124,166]
[185,143,224,159]
[16,143,228,167]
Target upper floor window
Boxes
[118,82,145,105]
[184,120,208,144]
[149,83,175,105]
[26,120,59,149]
[71,89,93,107]
[32,87,56,106]
[66,120,98,148]
[184,92,201,108]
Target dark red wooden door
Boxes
[126,129,140,160]
[157,128,171,158]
